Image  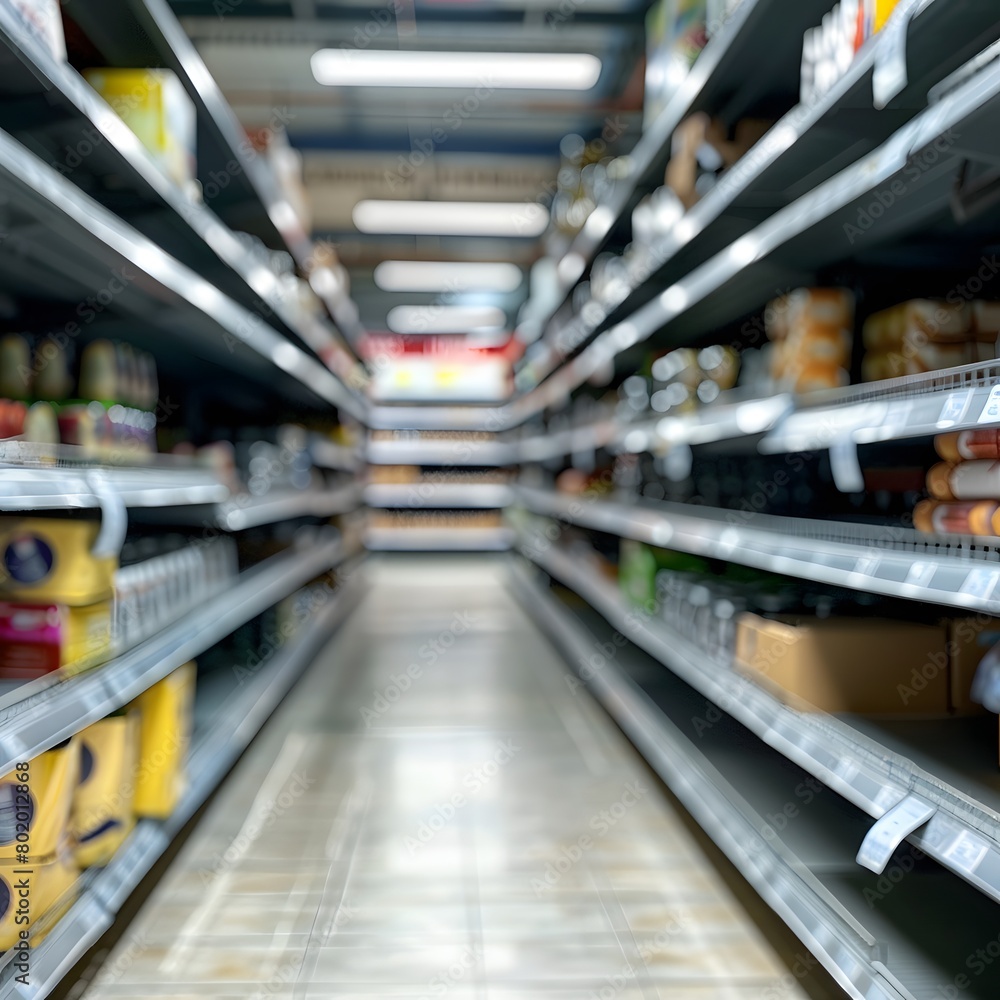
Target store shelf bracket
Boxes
[857,795,937,874]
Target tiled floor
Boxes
[81,556,830,999]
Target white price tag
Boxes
[961,567,1000,602]
[937,391,972,428]
[978,385,1000,425]
[905,561,936,589]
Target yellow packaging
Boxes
[0,600,113,680]
[0,519,116,605]
[0,740,80,861]
[132,662,196,819]
[83,69,196,188]
[0,847,79,951]
[873,0,903,33]
[72,712,140,868]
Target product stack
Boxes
[764,288,854,394]
[0,660,195,948]
[0,336,159,460]
[916,430,1000,537]
[862,299,1000,382]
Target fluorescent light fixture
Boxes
[354,200,548,237]
[311,50,601,90]
[374,261,523,293]
[387,304,506,335]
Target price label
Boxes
[937,391,972,427]
[905,561,936,589]
[942,830,989,874]
[961,567,1000,603]
[978,385,1000,425]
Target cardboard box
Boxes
[734,612,949,714]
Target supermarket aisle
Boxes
[80,556,829,999]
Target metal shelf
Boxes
[0,464,229,511]
[515,485,1000,615]
[366,405,507,433]
[366,437,514,467]
[217,483,362,530]
[308,436,362,473]
[514,353,1000,464]
[365,527,514,551]
[514,534,1000,916]
[363,483,512,509]
[0,128,359,415]
[518,0,1000,391]
[0,574,361,1000]
[0,534,347,776]
[511,39,1000,424]
[0,4,366,400]
[508,558,907,1000]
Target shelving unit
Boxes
[0,568,364,1000]
[0,534,349,775]
[0,4,364,394]
[513,527,1000,905]
[515,485,1000,615]
[363,483,512,509]
[217,483,362,531]
[366,436,513,467]
[365,526,514,551]
[512,1,1000,419]
[512,555,1000,1000]
[0,126,362,417]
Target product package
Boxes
[71,710,140,868]
[0,846,77,950]
[132,661,196,819]
[766,288,854,393]
[82,69,196,189]
[0,601,112,678]
[0,518,117,677]
[0,739,80,862]
[735,614,949,714]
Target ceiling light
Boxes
[374,261,523,293]
[311,50,601,90]
[354,200,548,237]
[387,305,506,335]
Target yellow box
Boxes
[72,712,139,869]
[0,847,79,952]
[0,739,80,862]
[0,519,116,605]
[83,68,196,189]
[133,662,195,819]
[734,613,949,715]
[0,600,112,679]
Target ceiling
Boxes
[169,0,649,334]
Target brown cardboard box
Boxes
[947,617,1000,715]
[734,613,948,714]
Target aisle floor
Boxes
[82,556,823,999]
